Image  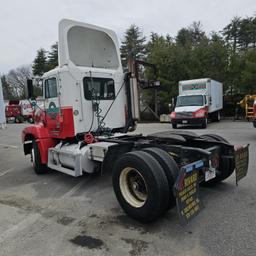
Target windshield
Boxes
[176,95,204,107]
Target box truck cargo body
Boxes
[170,78,223,128]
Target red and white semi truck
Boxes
[22,19,248,223]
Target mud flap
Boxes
[235,144,249,185]
[174,160,204,226]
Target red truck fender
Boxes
[22,124,56,164]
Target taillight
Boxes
[193,108,206,118]
[170,111,176,119]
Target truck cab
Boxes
[170,78,223,129]
[32,20,128,137]
[171,94,208,128]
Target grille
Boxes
[176,112,193,118]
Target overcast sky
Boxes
[0,0,255,74]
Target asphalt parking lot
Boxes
[0,120,255,256]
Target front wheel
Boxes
[112,151,169,223]
[31,140,47,174]
[201,118,207,129]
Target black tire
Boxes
[172,123,177,129]
[211,111,220,122]
[201,118,207,129]
[200,134,235,186]
[253,120,256,128]
[28,117,34,124]
[112,151,169,223]
[142,147,179,210]
[15,116,24,123]
[32,140,47,174]
[216,111,221,122]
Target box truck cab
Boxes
[170,78,223,129]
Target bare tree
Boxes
[6,65,32,98]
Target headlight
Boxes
[194,109,206,118]
[170,112,176,119]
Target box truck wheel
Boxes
[202,118,207,128]
[15,117,20,123]
[31,140,48,174]
[212,111,220,122]
[172,123,177,129]
[28,117,34,124]
[216,111,221,122]
[112,151,169,223]
[142,147,179,210]
[15,115,24,123]
[200,134,235,186]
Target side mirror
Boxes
[27,79,34,99]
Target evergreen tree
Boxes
[120,25,147,68]
[176,28,193,46]
[32,48,48,76]
[176,22,206,47]
[223,16,241,52]
[47,42,58,70]
[241,49,256,93]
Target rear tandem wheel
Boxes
[142,147,179,210]
[112,151,170,223]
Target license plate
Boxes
[205,169,216,181]
[235,144,249,184]
[182,120,188,124]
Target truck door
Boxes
[44,76,62,134]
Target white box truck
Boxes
[170,78,223,128]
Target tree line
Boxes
[121,16,256,112]
[1,15,256,114]
[1,43,58,99]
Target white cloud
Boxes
[0,0,255,73]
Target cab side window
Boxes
[45,78,57,98]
